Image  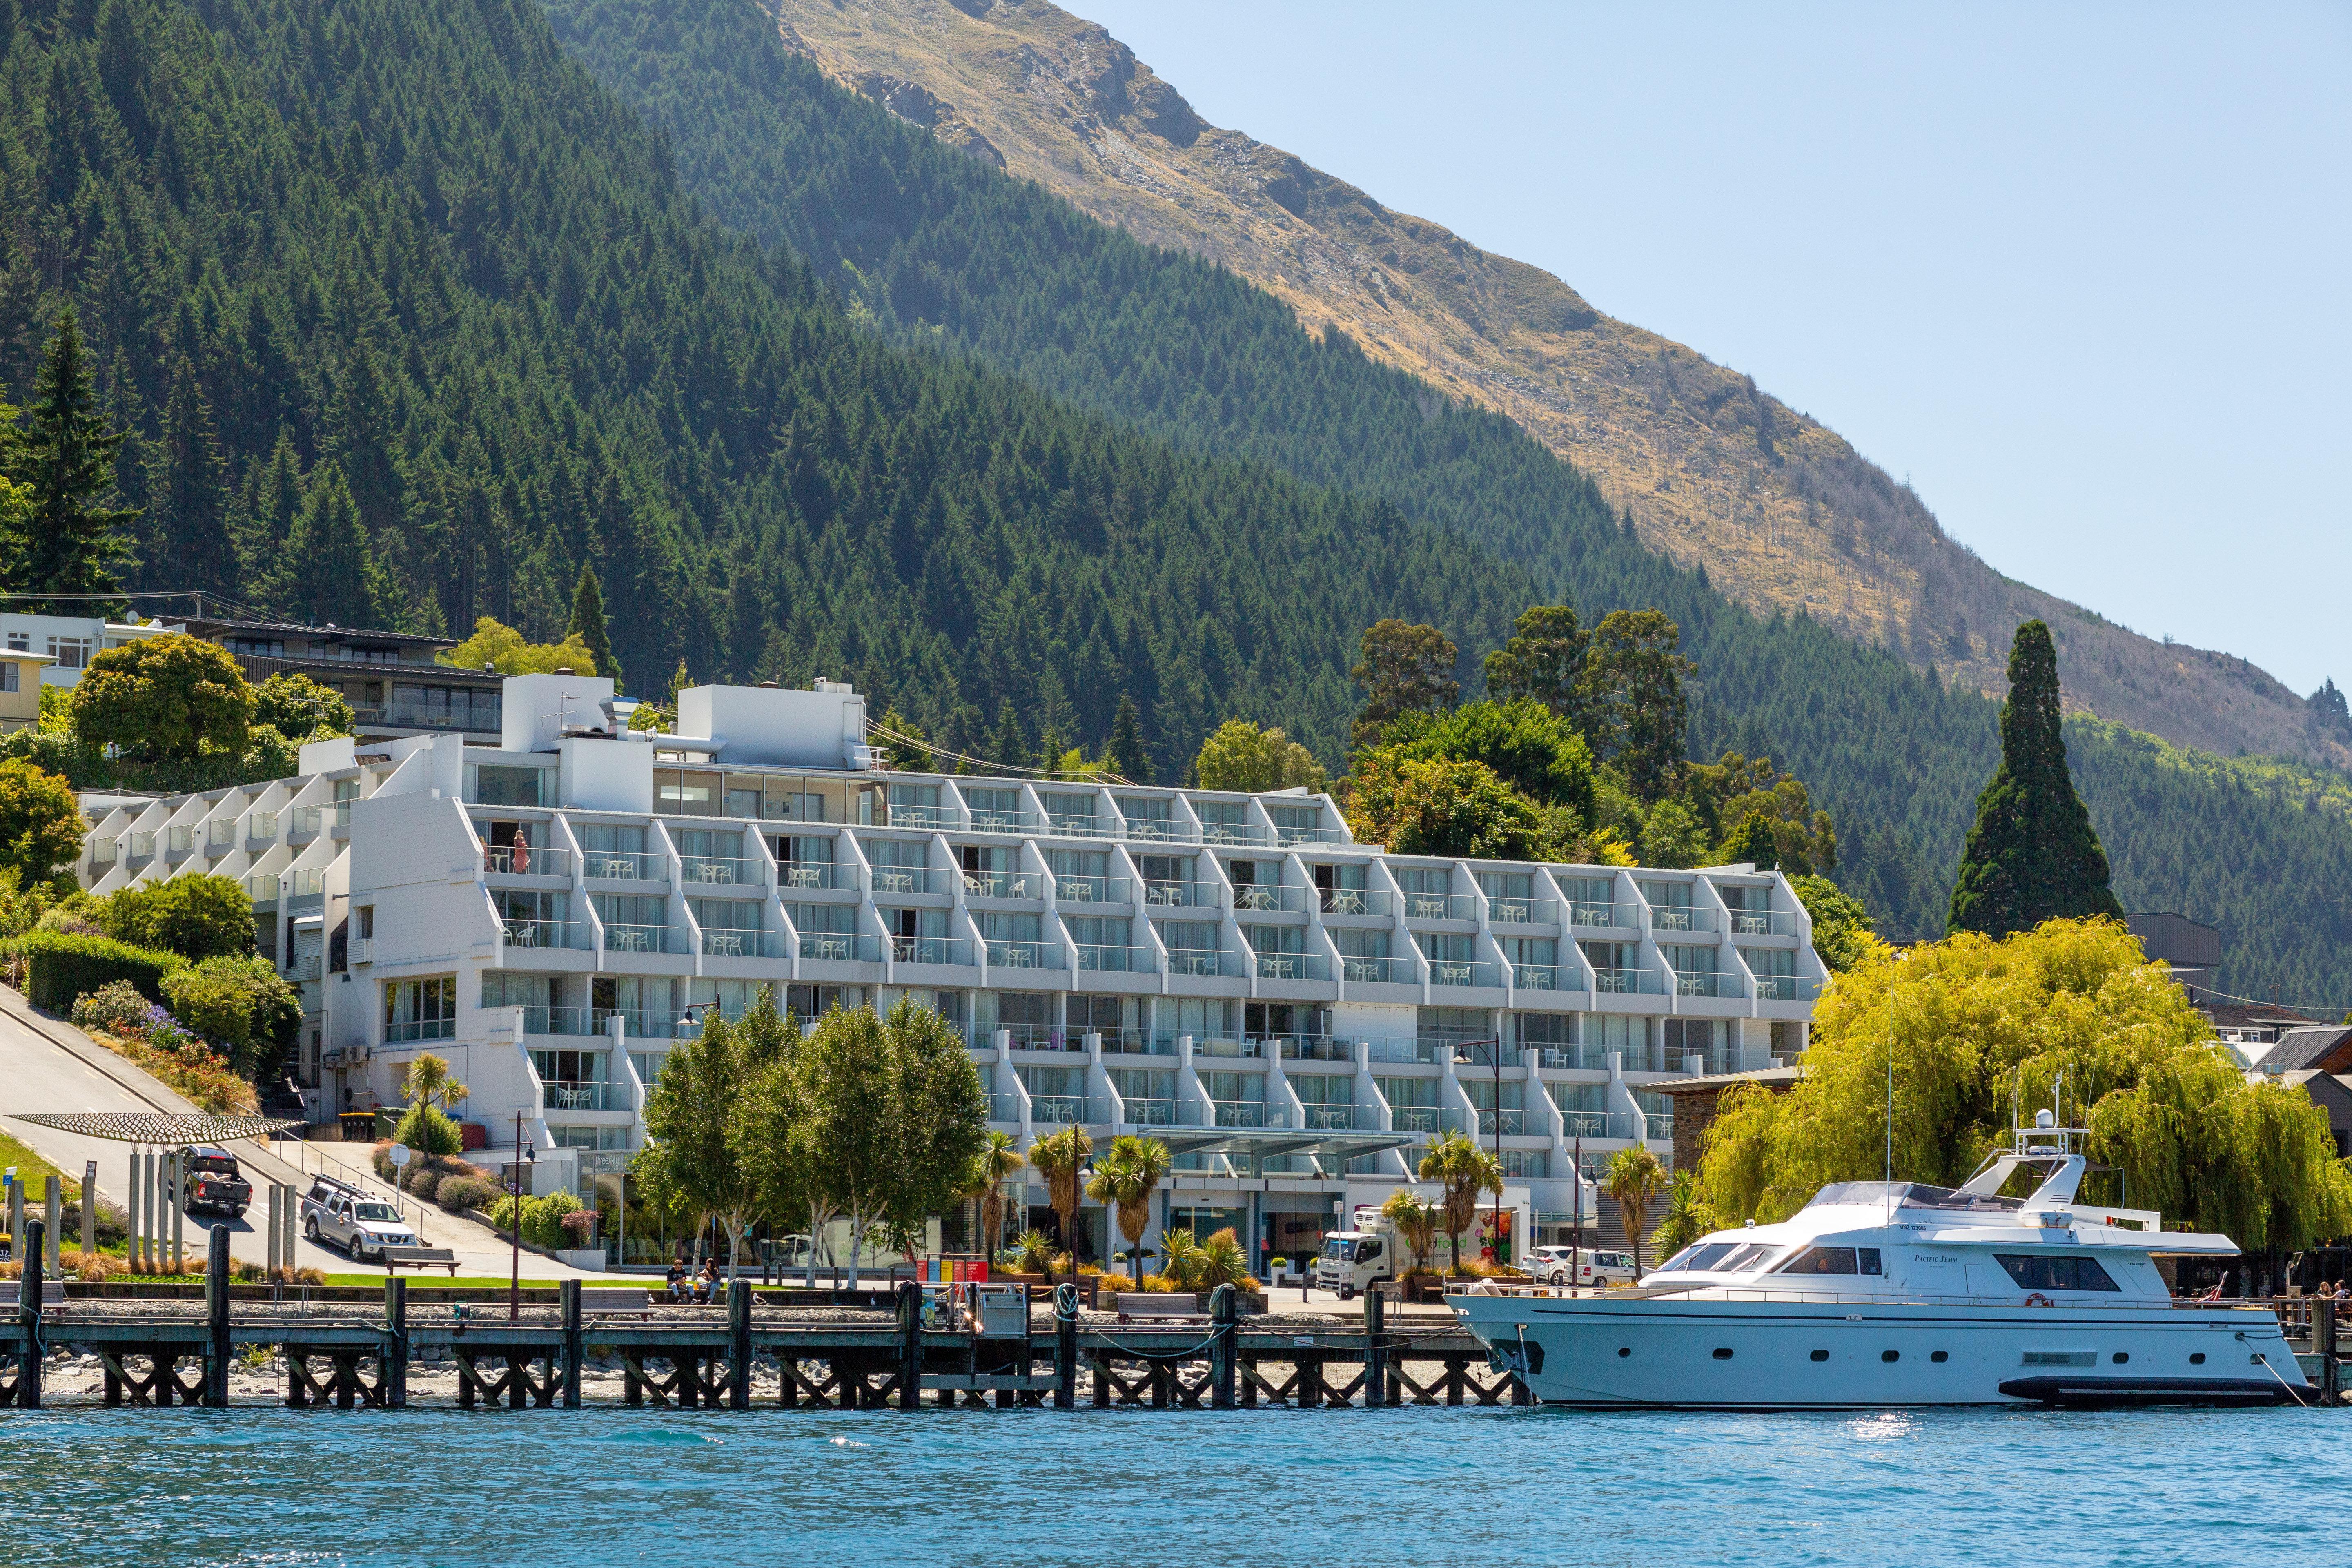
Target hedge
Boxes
[11,931,186,1013]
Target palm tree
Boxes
[1650,1170,1713,1264]
[1417,1131,1503,1276]
[1380,1188,1439,1278]
[1025,1125,1094,1278]
[1084,1134,1173,1282]
[1606,1146,1668,1280]
[1196,1227,1251,1292]
[969,1130,1025,1260]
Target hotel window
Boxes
[383,976,456,1042]
[47,637,92,670]
[226,636,285,658]
[654,768,722,815]
[470,765,550,806]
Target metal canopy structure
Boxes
[11,1111,304,1145]
[1120,1125,1416,1167]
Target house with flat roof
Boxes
[72,674,1825,1277]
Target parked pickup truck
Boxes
[301,1176,420,1262]
[165,1146,252,1218]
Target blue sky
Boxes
[1076,2,2350,696]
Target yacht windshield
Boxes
[1805,1181,2023,1214]
[1657,1242,1742,1273]
[1712,1242,1785,1274]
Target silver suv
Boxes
[301,1177,419,1262]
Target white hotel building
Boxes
[73,673,1824,1271]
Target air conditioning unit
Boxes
[348,938,373,965]
[320,1047,345,1069]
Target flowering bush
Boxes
[71,980,153,1036]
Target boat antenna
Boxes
[1884,987,1895,1222]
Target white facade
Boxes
[74,675,1824,1272]
[0,612,175,686]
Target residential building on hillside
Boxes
[71,673,1825,1275]
[0,646,54,731]
[3,609,504,744]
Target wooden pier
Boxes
[0,1223,1523,1412]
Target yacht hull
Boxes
[1449,1294,2309,1408]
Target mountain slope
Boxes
[756,0,2346,773]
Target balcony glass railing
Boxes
[1075,943,1155,974]
[1140,879,1221,909]
[982,938,1065,970]
[1252,951,1331,982]
[1509,963,1585,993]
[243,873,278,902]
[1727,908,1798,938]
[383,1018,452,1043]
[1316,886,1390,917]
[1564,900,1633,929]
[1300,1102,1373,1131]
[1094,1031,1172,1056]
[1051,873,1128,904]
[1477,1107,1540,1136]
[1197,820,1268,848]
[1559,1111,1610,1138]
[290,808,322,837]
[700,928,786,959]
[207,822,236,848]
[867,864,949,896]
[583,851,665,882]
[1190,1036,1265,1060]
[602,923,690,956]
[1486,897,1558,926]
[1274,1035,1350,1062]
[778,860,852,891]
[1647,905,1716,934]
[1118,1097,1183,1127]
[246,811,279,841]
[502,917,590,951]
[1428,959,1501,989]
[1213,1100,1282,1129]
[1230,884,1312,914]
[1365,1039,1446,1065]
[521,1005,594,1036]
[1271,822,1348,846]
[130,832,156,858]
[682,855,765,887]
[968,809,1050,835]
[1673,970,1745,999]
[332,802,353,830]
[891,935,975,967]
[168,826,194,853]
[541,1080,624,1112]
[1753,973,1825,1003]
[986,1093,1024,1123]
[887,804,965,831]
[593,1007,682,1040]
[799,932,885,964]
[1591,966,1669,996]
[1401,891,1477,922]
[1647,1116,1676,1139]
[1386,1105,1466,1136]
[291,868,325,897]
[1117,817,1193,844]
[1029,1095,1105,1126]
[483,845,573,878]
[1340,955,1415,985]
[963,869,1042,900]
[1000,1023,1075,1050]
[1163,947,1242,979]
[1047,814,1113,839]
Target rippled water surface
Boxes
[5,1404,2345,1566]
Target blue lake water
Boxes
[4,1404,2344,1566]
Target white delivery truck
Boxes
[1312,1212,1418,1299]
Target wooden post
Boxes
[561,1279,583,1409]
[170,1152,185,1276]
[727,1280,751,1412]
[43,1183,60,1273]
[125,1147,141,1275]
[205,1222,231,1406]
[385,1278,409,1408]
[80,1161,96,1256]
[281,1185,297,1277]
[7,1171,22,1261]
[1053,1284,1077,1411]
[1210,1284,1236,1410]
[18,1219,41,1409]
[266,1187,280,1279]
[1364,1287,1387,1408]
[895,1281,922,1410]
[2319,1296,2341,1405]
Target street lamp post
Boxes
[508,1109,536,1320]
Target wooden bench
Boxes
[579,1287,654,1316]
[377,1246,461,1276]
[1114,1290,1205,1324]
[0,1281,66,1309]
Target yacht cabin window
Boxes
[1773,1245,1884,1277]
[1995,1254,2121,1292]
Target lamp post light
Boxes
[508,1109,537,1320]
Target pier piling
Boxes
[205,1224,230,1406]
[2320,1298,2341,1405]
[1209,1285,1236,1409]
[895,1281,922,1411]
[18,1220,42,1409]
[80,1161,95,1256]
[560,1281,581,1409]
[1053,1285,1077,1410]
[727,1281,751,1412]
[45,1183,60,1273]
[386,1279,409,1408]
[1365,1289,1388,1408]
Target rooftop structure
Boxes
[72,674,1825,1276]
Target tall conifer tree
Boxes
[1106,695,1152,784]
[269,462,384,627]
[147,356,236,604]
[19,309,136,609]
[567,565,620,684]
[1947,621,2123,936]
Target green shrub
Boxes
[160,955,300,1077]
[402,1166,445,1202]
[71,979,154,1036]
[13,931,185,1012]
[96,875,255,961]
[392,1101,463,1158]
[489,1190,584,1249]
[437,1176,496,1213]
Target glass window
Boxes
[1661,1241,1742,1272]
[1995,1254,2121,1292]
[472,765,547,806]
[1376,1076,1438,1108]
[384,976,456,1042]
[1775,1246,1860,1276]
[0,662,16,693]
[655,769,721,815]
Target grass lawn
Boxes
[0,1130,79,1205]
[318,1274,563,1290]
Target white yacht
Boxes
[1450,1115,2309,1408]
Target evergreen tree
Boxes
[1482,604,1591,735]
[666,658,692,704]
[1582,609,1693,804]
[1721,811,1780,871]
[145,357,236,603]
[1106,695,1152,784]
[18,309,136,609]
[268,463,384,627]
[567,565,621,684]
[1350,619,1459,746]
[1947,621,2124,936]
[987,698,1029,773]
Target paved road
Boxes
[0,992,595,1279]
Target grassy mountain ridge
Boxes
[755,0,2349,774]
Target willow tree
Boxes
[1696,917,2352,1246]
